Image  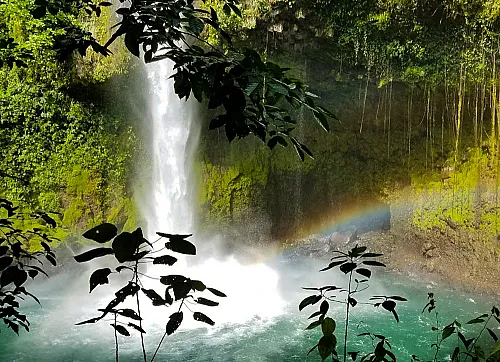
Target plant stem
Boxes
[150,300,185,362]
[135,260,147,362]
[114,313,119,362]
[464,314,493,362]
[433,311,440,362]
[344,271,353,362]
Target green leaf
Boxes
[83,223,118,243]
[193,312,215,326]
[466,318,486,324]
[89,268,112,293]
[74,248,114,263]
[442,325,455,340]
[322,317,336,335]
[488,343,500,359]
[487,328,498,342]
[313,110,330,132]
[318,334,337,360]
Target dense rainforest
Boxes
[0,0,499,361]
[0,0,499,292]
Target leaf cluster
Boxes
[0,198,58,334]
[74,223,226,358]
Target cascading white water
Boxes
[144,59,286,325]
[147,60,198,235]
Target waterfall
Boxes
[143,59,286,326]
[147,60,199,235]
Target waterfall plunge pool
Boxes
[0,252,497,362]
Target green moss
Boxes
[76,6,131,83]
[411,149,500,239]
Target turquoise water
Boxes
[0,254,497,361]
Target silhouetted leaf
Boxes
[355,268,371,278]
[388,296,407,301]
[361,253,383,258]
[142,288,165,306]
[113,232,140,263]
[166,312,183,335]
[487,328,498,342]
[89,268,112,293]
[193,312,215,326]
[45,254,56,266]
[128,322,146,334]
[348,297,358,307]
[442,325,455,340]
[348,351,359,361]
[110,323,130,336]
[466,318,486,324]
[306,320,322,330]
[340,262,357,274]
[299,295,322,311]
[83,223,117,243]
[308,311,322,320]
[320,300,329,314]
[362,260,386,267]
[308,343,319,355]
[157,232,192,239]
[0,245,8,256]
[28,269,38,279]
[196,297,219,307]
[74,248,114,262]
[116,309,141,321]
[0,256,13,271]
[160,275,187,285]
[165,239,196,255]
[207,287,226,297]
[1,266,27,287]
[153,255,177,266]
[191,280,206,291]
[313,110,330,132]
[320,260,346,272]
